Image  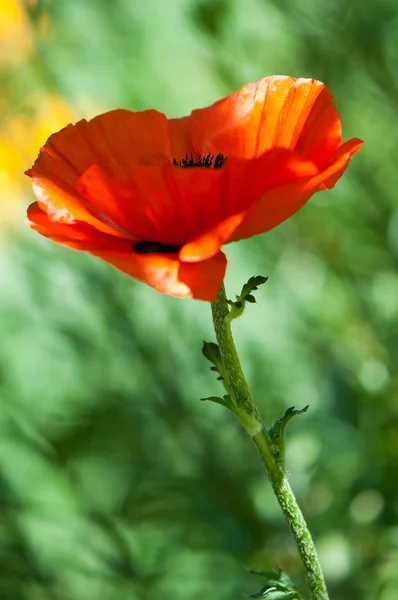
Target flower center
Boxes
[172,152,225,169]
[133,241,182,254]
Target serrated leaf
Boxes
[251,589,299,599]
[249,569,301,600]
[268,406,309,467]
[226,275,268,322]
[202,340,223,376]
[269,406,309,441]
[200,395,235,410]
[202,341,222,365]
[202,340,235,398]
[251,275,268,287]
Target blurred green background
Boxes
[0,0,397,599]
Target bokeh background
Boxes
[1,0,397,598]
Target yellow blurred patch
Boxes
[29,96,77,158]
[0,95,76,228]
[0,0,32,64]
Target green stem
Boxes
[211,283,329,600]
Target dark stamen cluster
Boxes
[172,152,225,169]
[133,240,182,255]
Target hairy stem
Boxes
[211,283,329,600]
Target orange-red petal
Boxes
[168,116,192,160]
[178,149,319,262]
[27,109,177,185]
[178,252,226,301]
[179,212,246,262]
[230,138,363,242]
[76,165,156,239]
[74,109,173,171]
[26,109,184,241]
[27,202,226,301]
[30,175,129,238]
[77,161,226,245]
[189,76,342,163]
[87,248,226,301]
[27,201,128,250]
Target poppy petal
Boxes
[79,162,224,245]
[167,164,225,241]
[26,109,178,239]
[75,109,172,171]
[28,201,190,296]
[28,109,173,182]
[168,116,192,160]
[189,76,342,162]
[76,165,157,240]
[295,86,343,166]
[26,202,127,251]
[27,202,225,301]
[179,212,246,262]
[230,138,363,241]
[220,150,319,215]
[78,161,227,247]
[94,250,192,297]
[178,150,318,262]
[26,128,127,236]
[30,175,129,238]
[89,249,226,301]
[178,252,227,301]
[319,138,363,189]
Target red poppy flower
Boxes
[26,76,362,301]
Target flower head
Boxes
[26,76,362,301]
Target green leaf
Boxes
[202,341,222,366]
[200,395,235,410]
[202,341,233,396]
[269,406,309,441]
[268,405,309,466]
[202,341,224,377]
[251,590,299,599]
[226,275,268,322]
[249,569,301,599]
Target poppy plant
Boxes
[26,76,362,301]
